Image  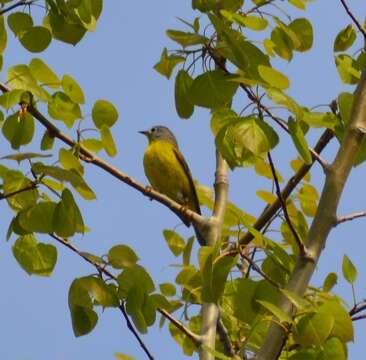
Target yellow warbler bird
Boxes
[140,125,205,245]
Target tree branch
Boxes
[240,129,334,245]
[200,151,229,360]
[349,301,366,316]
[0,82,207,231]
[335,210,366,226]
[256,56,366,360]
[158,308,202,345]
[216,318,241,360]
[339,0,366,41]
[267,152,308,258]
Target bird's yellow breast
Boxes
[143,140,196,210]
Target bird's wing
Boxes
[173,147,201,215]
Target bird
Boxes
[139,125,205,245]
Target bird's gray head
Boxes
[139,125,178,147]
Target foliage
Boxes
[0,1,365,360]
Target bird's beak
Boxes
[138,130,149,136]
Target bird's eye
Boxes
[151,127,156,133]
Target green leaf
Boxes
[183,236,194,266]
[2,112,35,150]
[59,148,84,175]
[258,65,289,90]
[257,300,293,323]
[220,10,268,31]
[117,265,155,298]
[335,54,360,85]
[342,254,357,284]
[100,125,117,157]
[12,235,57,276]
[92,99,118,128]
[338,92,354,123]
[0,89,24,109]
[303,111,337,130]
[256,190,277,204]
[294,312,334,347]
[163,229,185,256]
[0,152,51,163]
[7,12,33,36]
[62,74,85,104]
[154,48,185,79]
[108,245,139,269]
[323,272,338,292]
[318,300,354,342]
[211,254,238,302]
[19,26,52,53]
[159,282,176,297]
[40,130,55,150]
[210,108,238,136]
[48,12,87,46]
[29,58,60,88]
[188,70,238,109]
[192,0,217,12]
[216,116,279,169]
[53,188,85,237]
[175,70,194,119]
[125,286,148,333]
[48,91,82,128]
[18,201,56,233]
[288,18,313,52]
[166,30,206,47]
[297,183,319,217]
[220,28,270,81]
[318,337,346,360]
[288,118,312,165]
[334,25,356,52]
[114,353,135,360]
[288,0,306,10]
[2,170,38,211]
[271,27,293,61]
[0,15,7,53]
[68,278,98,337]
[280,289,312,310]
[267,88,303,119]
[32,163,96,200]
[79,138,104,152]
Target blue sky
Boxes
[0,1,366,359]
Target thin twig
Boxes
[335,211,366,226]
[244,0,275,15]
[349,301,366,316]
[240,129,334,245]
[118,303,155,360]
[49,234,201,349]
[0,182,37,200]
[339,0,366,40]
[0,0,35,15]
[239,247,280,288]
[352,315,366,322]
[267,152,308,258]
